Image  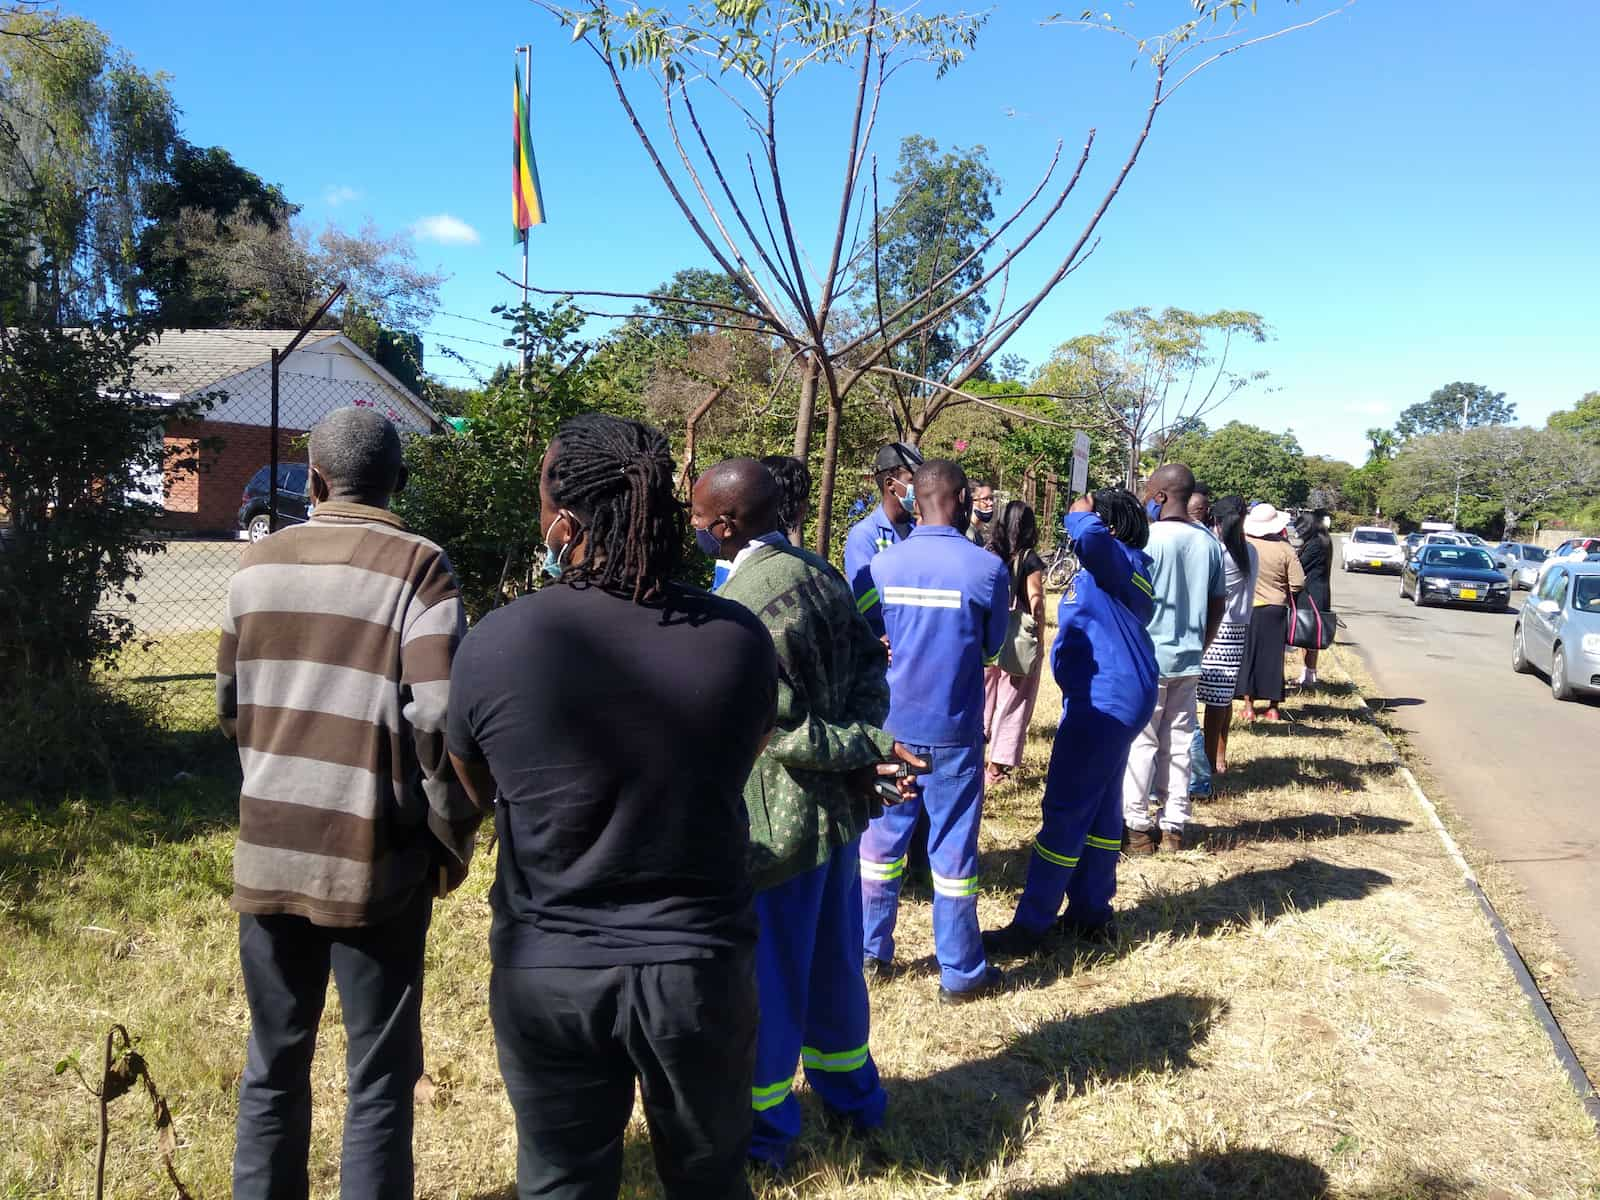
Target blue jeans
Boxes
[860,739,988,991]
[233,886,431,1200]
[750,842,885,1166]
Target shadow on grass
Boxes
[798,991,1226,1187]
[1218,754,1399,796]
[1242,720,1347,739]
[1003,1147,1331,1198]
[968,859,1394,994]
[1199,810,1412,851]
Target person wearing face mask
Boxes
[843,442,923,639]
[447,415,779,1200]
[691,457,922,1170]
[966,480,996,545]
[860,460,1012,1003]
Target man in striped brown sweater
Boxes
[217,406,480,1200]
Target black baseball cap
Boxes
[872,442,924,474]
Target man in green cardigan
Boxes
[691,458,921,1171]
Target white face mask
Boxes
[1323,516,1333,529]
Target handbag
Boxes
[1286,591,1336,650]
[997,554,1042,677]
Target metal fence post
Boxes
[269,348,280,533]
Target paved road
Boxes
[1333,548,1600,996]
[102,537,246,635]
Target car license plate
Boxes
[1459,588,1478,600]
[1369,560,1384,568]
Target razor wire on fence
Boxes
[98,334,440,724]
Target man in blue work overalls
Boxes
[859,459,1012,1003]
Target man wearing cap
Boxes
[1121,463,1226,855]
[859,459,1011,1004]
[844,442,923,639]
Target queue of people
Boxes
[216,407,1328,1200]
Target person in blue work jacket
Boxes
[860,459,1012,1003]
[983,489,1159,958]
[843,442,923,638]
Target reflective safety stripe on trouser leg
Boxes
[751,1077,794,1112]
[931,870,979,898]
[1084,834,1121,853]
[801,1042,870,1073]
[860,855,906,883]
[1032,838,1079,869]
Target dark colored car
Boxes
[1400,544,1510,609]
[238,463,310,542]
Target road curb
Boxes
[1347,667,1600,1131]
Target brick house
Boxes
[130,329,444,534]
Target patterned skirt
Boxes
[1197,620,1248,707]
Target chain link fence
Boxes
[100,331,439,723]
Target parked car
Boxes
[1403,532,1425,560]
[238,463,310,542]
[1405,531,1466,563]
[1494,542,1548,589]
[1341,526,1405,573]
[1512,562,1600,700]
[1400,544,1511,609]
[1529,537,1600,589]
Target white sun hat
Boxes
[1244,502,1291,537]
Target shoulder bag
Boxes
[997,553,1042,677]
[1286,590,1336,650]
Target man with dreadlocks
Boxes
[447,414,779,1200]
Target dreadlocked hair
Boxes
[548,413,684,601]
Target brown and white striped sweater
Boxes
[217,500,480,927]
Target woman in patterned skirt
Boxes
[1199,496,1257,774]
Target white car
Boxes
[1342,526,1406,573]
[1530,536,1600,588]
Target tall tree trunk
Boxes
[1126,436,1140,492]
[792,356,819,459]
[814,382,845,557]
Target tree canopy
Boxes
[1162,419,1308,506]
[1394,381,1515,441]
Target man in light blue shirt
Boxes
[1121,464,1225,854]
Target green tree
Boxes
[1548,391,1600,447]
[1303,454,1355,512]
[1394,381,1514,441]
[1164,420,1309,506]
[1365,426,1397,463]
[0,10,178,317]
[136,140,295,326]
[0,202,212,678]
[1037,307,1269,488]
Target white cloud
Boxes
[323,184,360,207]
[411,213,481,246]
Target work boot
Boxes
[862,955,896,985]
[1056,914,1117,946]
[982,922,1049,960]
[1123,826,1158,856]
[938,965,1006,1006]
[1158,827,1187,854]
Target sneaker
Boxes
[862,955,895,984]
[1123,826,1158,856]
[1056,914,1117,946]
[981,922,1049,960]
[1158,827,1187,854]
[938,964,1006,1006]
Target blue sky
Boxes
[66,0,1600,465]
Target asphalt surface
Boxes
[102,537,246,634]
[1333,546,1600,997]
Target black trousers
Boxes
[491,952,758,1200]
[233,886,432,1200]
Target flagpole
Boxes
[518,42,532,373]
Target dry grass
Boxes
[4,646,1599,1198]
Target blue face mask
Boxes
[695,521,724,559]
[541,514,572,579]
[893,480,916,512]
[1146,498,1164,521]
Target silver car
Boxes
[1512,562,1600,701]
[1494,542,1548,590]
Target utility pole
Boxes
[517,43,532,373]
[1451,389,1470,528]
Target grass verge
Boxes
[3,646,1598,1197]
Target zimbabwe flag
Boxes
[513,64,546,240]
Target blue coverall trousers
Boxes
[750,839,885,1166]
[1013,706,1141,934]
[860,740,988,992]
